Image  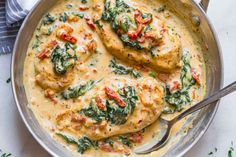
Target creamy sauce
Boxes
[23,0,206,156]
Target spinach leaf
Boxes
[59,12,84,22]
[1,153,11,157]
[165,51,196,112]
[120,35,143,50]
[108,86,138,125]
[109,59,141,78]
[157,5,166,13]
[80,99,107,123]
[43,13,56,25]
[80,86,138,125]
[101,0,152,50]
[56,133,94,154]
[165,86,191,111]
[119,136,132,147]
[94,20,103,29]
[59,12,69,22]
[32,35,43,50]
[62,80,101,99]
[51,45,76,75]
[81,0,88,4]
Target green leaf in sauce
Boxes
[119,136,132,148]
[43,13,56,25]
[148,72,157,78]
[101,0,155,51]
[59,12,84,22]
[80,99,107,123]
[109,58,141,78]
[80,86,138,125]
[157,5,166,13]
[165,51,196,112]
[94,20,103,29]
[81,0,88,4]
[51,45,76,75]
[62,80,101,99]
[56,133,94,154]
[32,35,43,50]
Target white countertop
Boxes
[0,0,236,156]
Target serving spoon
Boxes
[134,81,236,154]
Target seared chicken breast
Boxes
[56,77,164,140]
[91,0,182,73]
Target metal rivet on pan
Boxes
[192,15,201,27]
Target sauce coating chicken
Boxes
[92,0,182,73]
[56,77,164,140]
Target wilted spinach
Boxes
[101,0,152,50]
[62,80,101,99]
[109,59,141,78]
[119,136,132,147]
[80,86,138,125]
[56,133,94,154]
[43,13,56,25]
[59,12,84,22]
[51,45,76,75]
[165,51,196,112]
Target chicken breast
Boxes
[56,76,164,140]
[91,0,182,73]
[35,57,75,92]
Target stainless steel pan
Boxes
[11,0,223,156]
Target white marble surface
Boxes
[1,0,236,156]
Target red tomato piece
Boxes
[129,132,143,143]
[170,81,181,92]
[105,87,126,107]
[60,33,77,44]
[192,68,201,85]
[127,24,143,40]
[85,17,96,31]
[95,95,106,110]
[37,40,58,59]
[134,9,152,24]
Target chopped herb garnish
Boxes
[148,72,156,78]
[51,45,76,75]
[43,13,56,25]
[56,133,94,154]
[228,141,234,157]
[6,78,11,83]
[1,153,11,157]
[62,80,101,99]
[208,147,217,155]
[157,5,166,13]
[109,58,141,78]
[165,51,196,112]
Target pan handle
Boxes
[200,0,210,12]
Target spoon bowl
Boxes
[135,81,236,154]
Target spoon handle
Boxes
[171,81,236,124]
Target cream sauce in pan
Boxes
[23,0,206,156]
